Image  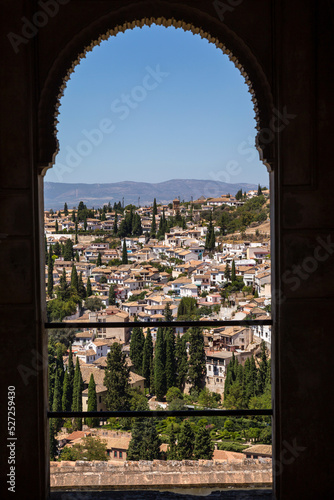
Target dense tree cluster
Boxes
[223,342,271,410]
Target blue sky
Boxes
[47,24,268,187]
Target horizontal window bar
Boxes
[48,409,272,418]
[45,319,273,329]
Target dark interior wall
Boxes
[0,1,333,498]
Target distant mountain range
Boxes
[44,179,258,210]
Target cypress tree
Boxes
[104,343,130,411]
[64,202,68,216]
[78,271,86,299]
[149,357,155,394]
[132,213,142,236]
[71,209,76,222]
[113,211,118,235]
[55,219,59,233]
[122,239,128,264]
[56,345,64,386]
[231,259,236,282]
[62,370,71,412]
[175,334,188,392]
[96,252,102,267]
[70,263,78,291]
[257,184,262,196]
[164,302,173,322]
[150,213,156,238]
[52,370,62,432]
[72,358,84,430]
[167,423,178,460]
[63,239,73,261]
[187,327,206,393]
[152,198,157,216]
[86,277,92,298]
[53,241,61,257]
[225,262,231,282]
[142,328,153,389]
[108,284,116,305]
[165,328,176,390]
[130,325,145,375]
[85,373,99,427]
[49,419,57,461]
[256,342,268,395]
[154,327,166,400]
[68,344,74,408]
[75,220,78,244]
[193,425,214,460]
[205,213,215,251]
[127,418,161,461]
[47,245,54,298]
[177,420,195,460]
[84,215,87,231]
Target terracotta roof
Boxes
[243,444,272,456]
[213,449,244,461]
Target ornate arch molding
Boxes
[37,4,274,175]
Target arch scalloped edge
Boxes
[39,17,273,175]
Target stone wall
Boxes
[50,459,272,489]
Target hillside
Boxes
[44,179,258,210]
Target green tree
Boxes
[53,241,61,257]
[86,276,92,297]
[154,327,166,400]
[71,209,76,222]
[205,212,215,251]
[62,370,72,412]
[193,425,214,460]
[187,328,206,393]
[72,358,84,430]
[52,370,63,432]
[257,184,262,196]
[63,238,74,261]
[85,296,103,311]
[165,328,176,390]
[152,198,157,216]
[130,325,145,375]
[235,189,243,200]
[70,263,78,291]
[231,259,236,282]
[150,213,156,238]
[164,302,173,322]
[47,245,54,298]
[108,284,116,305]
[225,262,231,282]
[64,202,68,216]
[49,419,57,461]
[85,374,99,427]
[113,211,118,235]
[96,252,102,267]
[122,239,128,264]
[256,341,268,396]
[142,328,153,390]
[78,272,86,299]
[175,334,188,391]
[177,420,195,460]
[127,419,161,461]
[59,436,107,461]
[167,423,178,460]
[104,343,130,411]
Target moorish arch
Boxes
[37,8,275,177]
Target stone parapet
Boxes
[50,459,272,489]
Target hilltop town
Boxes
[46,186,272,463]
